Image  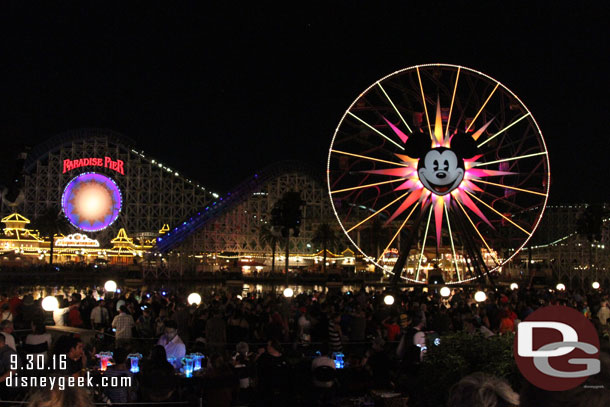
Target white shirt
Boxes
[157,334,186,368]
[53,307,70,326]
[598,306,610,325]
[90,306,110,324]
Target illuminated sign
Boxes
[55,233,100,247]
[63,157,124,175]
[62,173,122,232]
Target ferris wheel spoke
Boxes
[347,112,405,150]
[331,150,409,167]
[445,67,460,141]
[415,204,434,282]
[346,191,410,233]
[470,178,547,197]
[416,67,433,140]
[464,190,531,236]
[477,113,532,148]
[377,202,420,262]
[454,198,500,265]
[331,178,407,194]
[377,83,413,134]
[465,82,499,132]
[444,203,461,281]
[472,151,547,167]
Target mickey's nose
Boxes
[436,172,447,179]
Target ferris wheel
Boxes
[327,64,550,284]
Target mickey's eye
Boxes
[443,160,449,171]
[433,160,439,171]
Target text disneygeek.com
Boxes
[5,372,132,391]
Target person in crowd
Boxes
[0,304,12,322]
[136,307,154,338]
[362,336,391,389]
[597,300,610,326]
[255,339,290,407]
[0,321,16,351]
[157,320,186,369]
[68,297,83,328]
[328,313,343,353]
[112,305,135,347]
[24,320,52,361]
[139,345,177,402]
[203,353,239,407]
[206,310,227,355]
[26,386,94,407]
[52,301,78,327]
[90,299,109,330]
[53,335,86,376]
[0,333,20,399]
[447,372,519,407]
[311,345,336,389]
[103,347,136,403]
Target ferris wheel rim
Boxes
[327,63,550,283]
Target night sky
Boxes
[0,2,607,203]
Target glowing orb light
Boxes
[383,294,395,305]
[62,173,122,232]
[42,296,59,312]
[440,287,451,297]
[474,291,487,302]
[592,281,600,290]
[283,287,294,298]
[556,283,566,291]
[104,280,117,292]
[187,293,202,305]
[510,283,519,290]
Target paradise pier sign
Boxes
[63,156,125,175]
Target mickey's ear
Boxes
[450,133,478,158]
[403,132,430,159]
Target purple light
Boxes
[62,173,122,232]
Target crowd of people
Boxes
[0,283,609,406]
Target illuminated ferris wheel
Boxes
[327,64,550,284]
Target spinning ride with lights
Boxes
[327,64,550,284]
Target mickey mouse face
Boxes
[417,148,464,196]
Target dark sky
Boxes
[0,2,608,203]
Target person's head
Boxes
[149,345,167,363]
[163,320,178,340]
[448,372,519,407]
[119,305,128,314]
[31,320,47,335]
[1,303,10,312]
[236,341,249,355]
[26,386,94,407]
[113,347,128,366]
[0,320,13,334]
[68,338,84,360]
[97,299,105,307]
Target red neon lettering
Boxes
[104,156,112,168]
[83,158,90,166]
[116,160,124,175]
[63,159,71,173]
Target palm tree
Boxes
[33,206,71,265]
[259,223,281,273]
[312,222,341,273]
[271,191,305,274]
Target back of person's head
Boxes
[268,338,283,354]
[119,305,128,313]
[236,341,249,355]
[27,385,93,407]
[150,345,167,363]
[113,347,129,365]
[448,372,519,407]
[53,335,79,356]
[0,319,13,331]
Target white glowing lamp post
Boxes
[42,296,59,312]
[474,291,487,302]
[592,281,600,290]
[104,280,117,293]
[383,294,395,305]
[510,283,519,290]
[283,287,294,298]
[440,287,451,297]
[556,283,566,291]
[187,293,202,305]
